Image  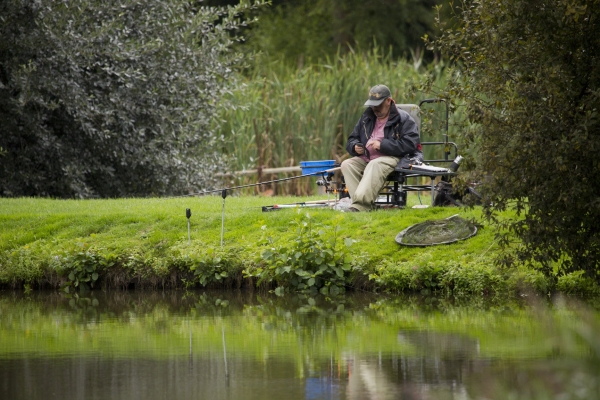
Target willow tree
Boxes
[0,0,263,197]
[432,0,600,278]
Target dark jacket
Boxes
[346,102,421,159]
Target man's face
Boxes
[371,97,392,119]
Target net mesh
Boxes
[396,215,477,246]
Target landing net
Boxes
[395,215,477,246]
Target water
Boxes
[1,291,599,400]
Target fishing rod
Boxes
[182,167,341,198]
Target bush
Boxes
[0,248,45,288]
[175,245,244,289]
[556,271,600,297]
[441,262,507,296]
[246,212,353,295]
[0,0,263,197]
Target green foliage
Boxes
[430,0,600,278]
[556,271,600,297]
[246,211,353,294]
[441,262,508,296]
[506,266,551,295]
[0,0,264,197]
[0,248,45,288]
[244,0,449,65]
[57,243,116,293]
[369,258,515,297]
[410,263,444,293]
[179,246,239,287]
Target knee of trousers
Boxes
[341,158,366,177]
[340,158,357,172]
[364,157,398,180]
[340,158,351,172]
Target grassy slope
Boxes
[0,195,579,296]
[1,194,485,255]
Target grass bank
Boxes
[0,196,596,297]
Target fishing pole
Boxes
[176,167,341,198]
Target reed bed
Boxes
[218,49,448,195]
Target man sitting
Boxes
[340,84,422,211]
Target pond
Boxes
[0,290,599,400]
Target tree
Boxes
[431,0,600,278]
[242,0,447,65]
[0,0,262,197]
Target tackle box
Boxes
[300,160,336,176]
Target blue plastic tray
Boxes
[300,160,335,176]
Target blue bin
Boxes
[300,160,336,176]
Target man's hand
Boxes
[354,144,365,155]
[367,139,381,151]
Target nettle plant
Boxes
[248,212,354,295]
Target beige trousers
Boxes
[340,156,400,211]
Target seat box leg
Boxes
[392,181,407,207]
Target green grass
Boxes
[0,196,595,297]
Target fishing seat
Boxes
[375,99,460,207]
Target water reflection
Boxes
[0,290,598,400]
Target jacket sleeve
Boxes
[380,111,420,157]
[345,119,363,156]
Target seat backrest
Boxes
[396,104,421,133]
[398,101,459,165]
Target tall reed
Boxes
[219,48,447,195]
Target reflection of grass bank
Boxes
[0,197,597,297]
[2,291,599,399]
[0,290,595,361]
